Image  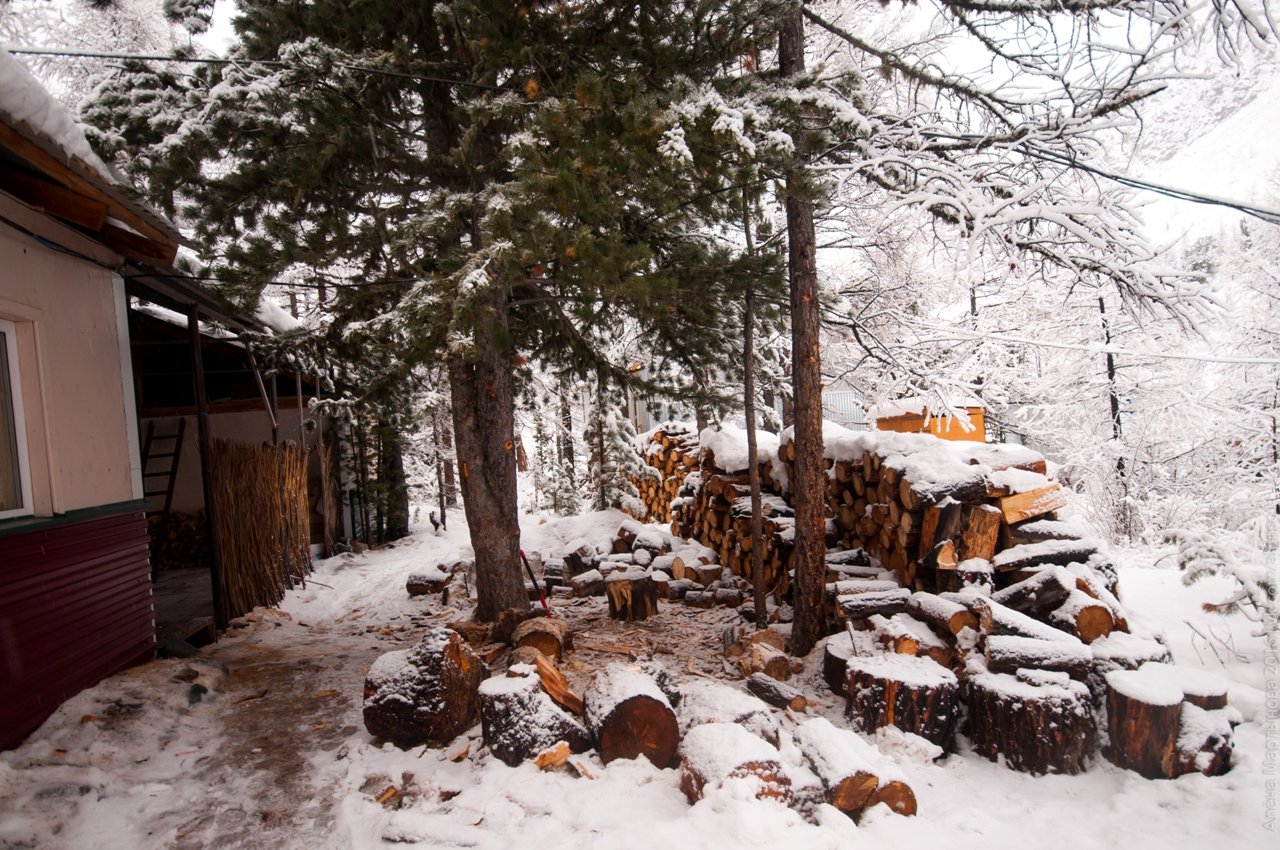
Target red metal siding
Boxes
[0,508,155,750]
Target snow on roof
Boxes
[0,47,115,184]
[130,298,237,339]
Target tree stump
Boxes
[679,723,793,805]
[406,566,451,596]
[793,717,917,818]
[1104,663,1236,779]
[584,663,680,767]
[477,665,592,766]
[605,571,658,621]
[568,568,604,598]
[984,635,1093,678]
[511,615,573,660]
[845,654,960,750]
[363,627,487,748]
[966,670,1094,774]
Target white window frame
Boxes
[0,317,32,520]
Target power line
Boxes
[2,45,507,91]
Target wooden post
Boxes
[188,306,226,632]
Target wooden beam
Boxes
[0,121,179,255]
[0,163,107,230]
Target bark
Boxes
[967,671,1095,775]
[448,284,529,622]
[743,190,768,627]
[780,6,826,658]
[845,654,961,749]
[377,418,410,541]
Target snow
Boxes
[680,722,780,778]
[845,653,958,688]
[254,293,305,333]
[0,47,115,183]
[0,514,1274,849]
[699,424,779,474]
[984,634,1092,668]
[1106,668,1185,707]
[992,538,1098,570]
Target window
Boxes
[0,318,31,519]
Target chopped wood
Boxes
[679,723,793,806]
[1104,668,1184,779]
[905,591,978,636]
[605,572,659,621]
[793,717,916,819]
[738,642,791,681]
[959,504,1002,561]
[477,667,591,767]
[992,540,1099,573]
[837,588,910,621]
[511,616,574,660]
[967,596,1083,644]
[584,664,680,768]
[997,485,1068,524]
[845,654,960,749]
[983,635,1093,677]
[533,653,584,715]
[992,566,1076,614]
[967,671,1094,775]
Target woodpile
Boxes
[632,425,699,523]
[146,511,211,573]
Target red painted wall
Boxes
[0,508,155,750]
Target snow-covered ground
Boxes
[0,511,1275,849]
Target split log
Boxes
[477,665,591,766]
[533,653,584,715]
[793,717,917,818]
[739,642,791,681]
[967,671,1094,774]
[845,654,960,749]
[679,723,793,805]
[983,635,1093,677]
[511,615,573,661]
[997,485,1068,524]
[363,628,487,748]
[905,591,978,636]
[959,504,1002,561]
[746,673,808,712]
[605,571,659,621]
[584,663,680,768]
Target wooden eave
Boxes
[0,116,182,267]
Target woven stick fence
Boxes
[210,439,312,621]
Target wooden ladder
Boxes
[141,418,186,518]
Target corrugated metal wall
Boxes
[0,508,155,750]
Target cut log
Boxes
[1175,703,1238,777]
[406,566,451,596]
[905,591,978,636]
[967,671,1094,774]
[838,588,911,621]
[793,717,917,818]
[1104,667,1183,779]
[867,613,952,667]
[533,653,584,715]
[991,566,1076,614]
[845,654,960,749]
[568,568,605,598]
[363,628,487,748]
[584,663,680,768]
[563,541,597,575]
[477,665,592,767]
[959,504,1002,561]
[1089,632,1173,674]
[968,596,1084,644]
[678,678,779,745]
[683,590,714,608]
[984,635,1093,677]
[679,723,793,805]
[605,571,659,621]
[997,485,1068,524]
[992,539,1098,573]
[511,615,573,661]
[746,673,808,712]
[1045,589,1115,643]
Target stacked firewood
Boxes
[633,425,700,523]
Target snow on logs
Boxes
[844,654,960,750]
[793,717,917,818]
[1104,662,1238,779]
[679,723,794,806]
[966,670,1095,775]
[478,665,591,767]
[363,628,487,748]
[584,663,680,768]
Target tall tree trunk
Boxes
[743,188,768,627]
[448,284,529,622]
[596,369,608,511]
[1098,295,1129,538]
[438,411,458,507]
[378,417,410,541]
[558,386,575,485]
[780,6,826,658]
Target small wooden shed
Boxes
[872,399,986,443]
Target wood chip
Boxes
[375,786,398,806]
[533,741,572,770]
[446,742,471,763]
[569,758,597,780]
